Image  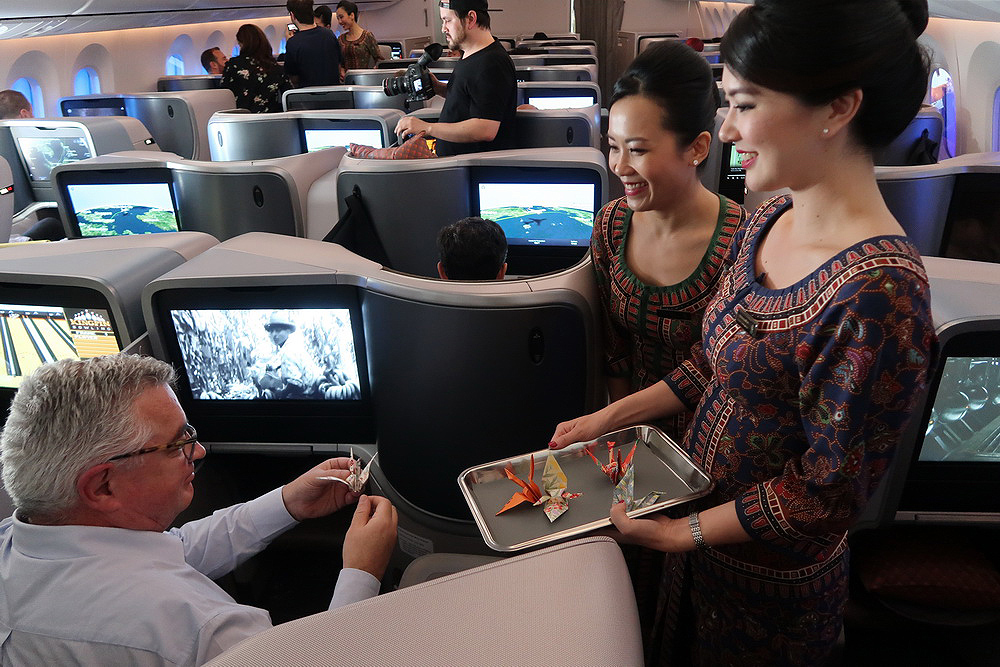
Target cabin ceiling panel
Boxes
[0,0,401,39]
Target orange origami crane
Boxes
[585,440,637,485]
[496,454,581,522]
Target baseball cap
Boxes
[440,0,489,13]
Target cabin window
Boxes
[929,67,957,158]
[231,44,240,58]
[280,38,287,55]
[73,67,101,95]
[993,88,1000,152]
[11,77,44,117]
[166,54,185,76]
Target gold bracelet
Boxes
[688,511,707,550]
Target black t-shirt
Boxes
[436,39,517,157]
[284,27,342,87]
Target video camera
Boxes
[383,43,445,102]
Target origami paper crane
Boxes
[496,454,582,522]
[612,464,665,511]
[317,448,373,493]
[586,440,637,485]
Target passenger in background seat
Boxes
[550,1,935,665]
[436,216,508,280]
[0,354,397,666]
[200,47,229,75]
[0,90,32,120]
[221,23,292,113]
[314,3,333,29]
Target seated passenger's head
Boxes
[0,90,33,120]
[608,40,720,210]
[0,355,203,527]
[437,216,508,280]
[315,4,333,28]
[719,0,930,191]
[200,47,228,75]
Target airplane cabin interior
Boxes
[2,0,1000,664]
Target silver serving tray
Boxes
[458,425,714,552]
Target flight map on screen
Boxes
[171,308,362,401]
[478,182,595,246]
[67,182,179,236]
[15,136,93,182]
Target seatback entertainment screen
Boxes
[66,182,179,236]
[476,181,596,247]
[170,308,362,401]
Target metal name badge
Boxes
[734,307,761,338]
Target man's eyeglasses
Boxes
[106,424,201,464]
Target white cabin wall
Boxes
[924,17,1000,155]
[485,1,572,40]
[0,16,293,117]
[620,0,741,38]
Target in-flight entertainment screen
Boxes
[66,182,179,236]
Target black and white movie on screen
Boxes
[170,308,361,401]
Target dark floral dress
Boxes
[655,195,936,666]
[221,55,291,113]
[338,29,382,71]
[591,195,745,442]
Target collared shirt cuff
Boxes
[243,487,299,540]
[329,567,381,610]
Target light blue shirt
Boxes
[0,488,379,666]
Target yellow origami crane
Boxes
[496,454,582,522]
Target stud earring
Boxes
[692,159,699,166]
[822,128,830,135]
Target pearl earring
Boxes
[692,159,699,166]
[822,128,830,135]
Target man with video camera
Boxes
[394,0,516,156]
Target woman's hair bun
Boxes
[897,0,929,36]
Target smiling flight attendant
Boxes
[551,1,936,664]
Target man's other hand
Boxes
[281,457,360,521]
[343,495,398,581]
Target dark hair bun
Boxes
[897,0,929,36]
[721,0,931,150]
[610,40,720,147]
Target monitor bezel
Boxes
[299,118,386,152]
[469,164,599,275]
[0,282,124,393]
[897,329,1000,514]
[57,167,182,239]
[60,98,128,117]
[151,283,375,445]
[8,124,96,184]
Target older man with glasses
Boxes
[0,354,397,666]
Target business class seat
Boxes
[282,85,420,112]
[52,148,346,241]
[59,89,236,160]
[208,109,404,161]
[844,257,1000,664]
[874,104,944,166]
[157,75,223,92]
[313,147,608,276]
[0,156,13,243]
[203,536,643,667]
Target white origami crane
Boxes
[318,448,374,493]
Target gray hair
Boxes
[1,354,176,520]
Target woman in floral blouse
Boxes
[221,24,291,114]
[336,1,383,74]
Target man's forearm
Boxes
[428,118,500,143]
